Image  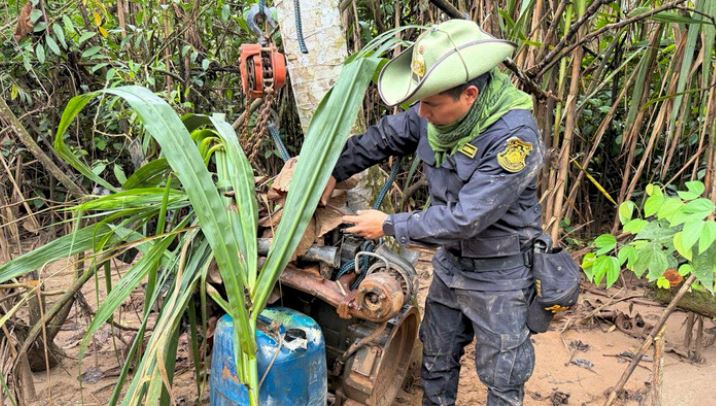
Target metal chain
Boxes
[247,87,275,162]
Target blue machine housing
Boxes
[210,307,327,405]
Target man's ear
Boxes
[463,85,479,103]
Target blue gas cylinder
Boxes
[210,307,327,405]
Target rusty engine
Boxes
[258,159,421,405]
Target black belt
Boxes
[445,249,532,271]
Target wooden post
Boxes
[274,0,372,209]
[651,327,666,406]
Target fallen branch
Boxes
[603,274,696,406]
[12,265,97,370]
[651,327,666,406]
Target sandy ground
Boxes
[396,250,716,406]
[22,249,716,405]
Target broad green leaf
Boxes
[673,232,693,261]
[657,197,683,220]
[91,63,109,73]
[52,23,66,48]
[594,233,617,255]
[46,35,61,55]
[644,194,665,217]
[91,161,108,176]
[591,256,608,285]
[656,276,670,289]
[181,113,213,133]
[683,180,704,198]
[581,252,596,268]
[647,246,669,280]
[605,256,621,288]
[30,9,43,23]
[678,263,693,276]
[671,198,716,226]
[686,198,715,218]
[618,201,635,225]
[635,221,670,240]
[62,15,74,32]
[82,45,102,58]
[113,164,127,185]
[592,256,619,286]
[617,245,636,266]
[692,248,716,293]
[677,190,700,201]
[631,244,652,277]
[681,220,705,252]
[699,221,716,254]
[645,183,662,197]
[78,31,96,45]
[35,44,45,63]
[623,219,648,234]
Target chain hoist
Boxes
[238,4,287,99]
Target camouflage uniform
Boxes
[332,106,544,406]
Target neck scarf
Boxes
[427,70,533,166]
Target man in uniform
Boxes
[321,19,545,406]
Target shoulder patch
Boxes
[497,137,533,173]
[458,143,477,159]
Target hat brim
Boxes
[378,39,516,107]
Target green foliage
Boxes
[583,181,716,292]
[0,22,396,401]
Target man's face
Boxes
[417,85,479,126]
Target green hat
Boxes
[378,20,516,107]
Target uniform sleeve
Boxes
[388,127,543,245]
[331,106,422,182]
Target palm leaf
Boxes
[253,53,381,313]
[0,224,113,284]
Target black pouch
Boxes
[527,235,581,334]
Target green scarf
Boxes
[427,69,534,166]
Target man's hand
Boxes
[342,209,388,240]
[320,176,337,206]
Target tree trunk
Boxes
[649,286,716,318]
[275,0,372,210]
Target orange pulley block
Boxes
[239,43,287,98]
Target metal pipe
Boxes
[279,265,405,323]
[258,238,340,268]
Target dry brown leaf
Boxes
[269,157,298,199]
[22,219,39,234]
[315,192,348,237]
[335,174,360,190]
[292,216,316,260]
[14,2,33,42]
[663,268,683,287]
[259,207,283,228]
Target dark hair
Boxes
[441,71,492,100]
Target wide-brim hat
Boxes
[378,19,516,107]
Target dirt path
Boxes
[27,250,716,405]
[405,249,716,406]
